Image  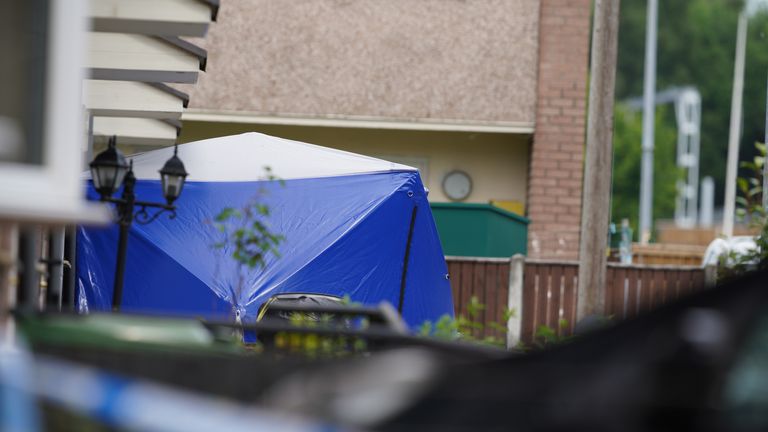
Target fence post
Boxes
[704,264,717,288]
[507,254,525,349]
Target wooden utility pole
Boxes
[577,0,621,322]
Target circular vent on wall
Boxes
[442,170,472,201]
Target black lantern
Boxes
[159,145,188,205]
[90,136,188,311]
[89,136,129,200]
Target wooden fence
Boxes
[446,257,511,341]
[445,256,715,345]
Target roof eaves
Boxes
[195,0,220,22]
[158,36,208,71]
[147,82,190,108]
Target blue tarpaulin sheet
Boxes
[77,133,454,327]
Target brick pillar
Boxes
[526,0,591,260]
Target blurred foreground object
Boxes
[373,268,768,431]
[0,337,345,432]
[0,0,108,223]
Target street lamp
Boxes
[89,136,188,311]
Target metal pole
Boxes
[112,169,136,311]
[700,176,715,228]
[86,112,94,163]
[639,0,658,244]
[18,228,40,311]
[397,206,418,314]
[63,226,77,311]
[577,0,621,321]
[723,12,748,238]
[47,228,65,310]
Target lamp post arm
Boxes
[133,201,176,225]
[103,195,177,225]
[133,200,175,210]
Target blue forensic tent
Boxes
[77,133,454,327]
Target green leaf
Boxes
[740,161,757,171]
[737,177,749,192]
[535,325,556,342]
[214,207,235,222]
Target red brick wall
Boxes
[526,0,591,260]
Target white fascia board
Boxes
[90,0,212,37]
[87,32,200,83]
[93,117,178,146]
[83,80,184,119]
[182,110,537,134]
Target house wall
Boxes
[525,0,591,260]
[175,0,593,259]
[179,0,540,125]
[179,122,530,206]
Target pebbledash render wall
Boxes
[526,0,591,260]
[181,0,540,124]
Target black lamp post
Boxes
[90,136,188,311]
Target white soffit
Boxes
[90,0,214,37]
[87,33,202,83]
[93,117,178,147]
[182,110,537,134]
[84,80,187,119]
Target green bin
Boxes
[430,203,529,258]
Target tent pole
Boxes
[63,226,77,311]
[398,206,418,314]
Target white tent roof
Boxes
[130,132,416,181]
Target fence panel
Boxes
[606,266,624,319]
[447,260,461,306]
[445,257,708,345]
[547,265,563,331]
[445,257,511,340]
[493,262,510,340]
[536,264,550,336]
[561,265,578,334]
[522,261,580,343]
[521,261,537,342]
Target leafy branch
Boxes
[720,142,768,280]
[212,167,285,271]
